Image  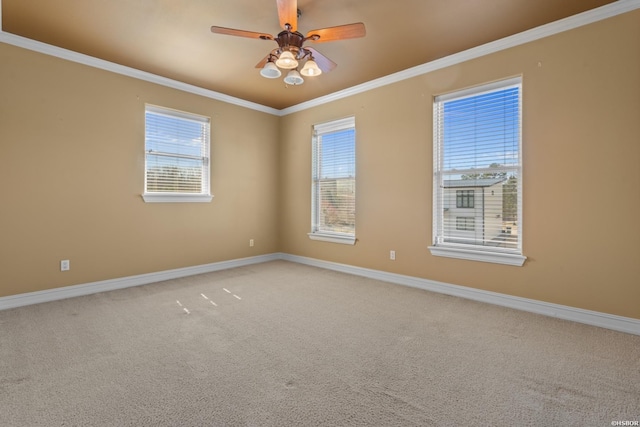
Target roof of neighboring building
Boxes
[443,177,507,188]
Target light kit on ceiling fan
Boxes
[275,50,298,69]
[300,58,321,77]
[259,57,282,79]
[283,69,304,86]
[211,0,365,87]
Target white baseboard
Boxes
[0,254,280,311]
[2,252,638,336]
[280,254,640,336]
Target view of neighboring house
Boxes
[443,178,509,246]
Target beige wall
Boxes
[2,10,639,320]
[0,42,280,297]
[279,10,640,319]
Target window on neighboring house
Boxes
[309,117,356,245]
[430,77,526,266]
[143,105,212,203]
[456,190,474,208]
[456,217,475,231]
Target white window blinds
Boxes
[144,105,210,198]
[311,117,356,243]
[432,78,524,264]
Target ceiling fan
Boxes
[210,0,366,86]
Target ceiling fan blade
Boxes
[211,26,273,40]
[306,23,366,43]
[255,54,271,69]
[305,47,337,73]
[277,0,298,31]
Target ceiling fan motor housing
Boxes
[276,30,306,58]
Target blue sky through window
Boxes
[145,112,207,163]
[319,129,355,179]
[441,86,520,174]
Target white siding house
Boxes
[442,178,506,245]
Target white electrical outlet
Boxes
[249,239,254,247]
[60,260,70,271]
[390,250,396,260]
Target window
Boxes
[456,190,474,208]
[143,105,212,203]
[456,217,475,231]
[309,117,356,245]
[430,78,525,266]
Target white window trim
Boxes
[429,245,526,266]
[430,77,526,266]
[143,104,212,203]
[142,194,213,203]
[309,116,357,244]
[308,232,356,245]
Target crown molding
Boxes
[0,31,280,116]
[1,0,639,116]
[279,0,640,115]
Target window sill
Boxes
[142,193,213,203]
[428,245,526,266]
[308,232,356,245]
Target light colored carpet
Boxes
[1,260,639,426]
